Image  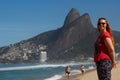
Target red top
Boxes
[94,32,111,62]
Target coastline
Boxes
[60,61,120,80]
[71,61,120,80]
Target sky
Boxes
[0,0,120,47]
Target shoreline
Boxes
[60,61,120,80]
[71,68,97,80]
[59,67,96,80]
[71,61,120,80]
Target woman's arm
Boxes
[104,37,116,68]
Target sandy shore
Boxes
[70,61,120,80]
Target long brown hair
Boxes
[97,17,115,46]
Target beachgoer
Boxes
[94,17,117,80]
[65,66,71,79]
[80,65,85,74]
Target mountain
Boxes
[0,8,120,63]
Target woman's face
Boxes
[97,19,107,33]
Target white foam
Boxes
[0,64,67,71]
[88,66,94,70]
[71,70,81,75]
[0,62,94,71]
[44,75,62,80]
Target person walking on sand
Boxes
[80,65,85,80]
[65,66,71,79]
[80,65,85,75]
[94,17,117,80]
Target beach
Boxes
[70,61,120,80]
[0,62,94,80]
[0,62,119,80]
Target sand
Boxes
[70,61,120,80]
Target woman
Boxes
[94,17,116,80]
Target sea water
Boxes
[0,62,95,80]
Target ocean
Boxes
[0,62,95,80]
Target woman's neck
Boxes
[100,30,107,34]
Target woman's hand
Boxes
[112,61,117,68]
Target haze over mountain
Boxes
[0,8,120,63]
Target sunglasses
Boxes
[97,22,106,26]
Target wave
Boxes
[0,62,94,71]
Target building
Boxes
[40,51,47,62]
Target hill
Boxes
[0,8,120,63]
